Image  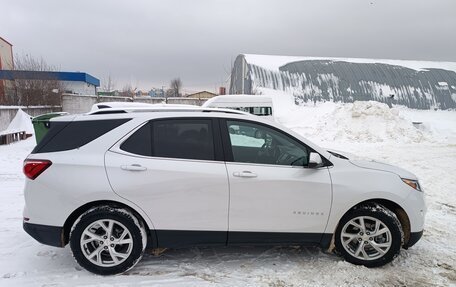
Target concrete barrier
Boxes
[134,97,205,106]
[166,97,205,106]
[0,94,210,131]
[61,94,207,114]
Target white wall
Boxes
[61,95,207,114]
[61,81,97,95]
[0,38,13,69]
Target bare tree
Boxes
[119,83,136,98]
[170,78,182,97]
[6,53,63,106]
[101,74,116,92]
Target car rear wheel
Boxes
[335,203,403,267]
[70,206,147,275]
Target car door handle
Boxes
[233,171,257,178]
[121,164,147,171]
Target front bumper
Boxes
[23,222,64,247]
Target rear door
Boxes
[105,117,229,247]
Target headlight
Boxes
[402,178,421,191]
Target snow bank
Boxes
[259,87,436,144]
[396,106,456,143]
[1,109,34,135]
[328,101,427,143]
[277,101,432,144]
[261,84,456,144]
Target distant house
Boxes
[229,54,456,110]
[97,91,119,97]
[186,91,217,99]
[148,88,165,97]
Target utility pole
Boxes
[162,85,167,104]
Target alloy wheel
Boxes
[80,219,133,267]
[340,216,392,261]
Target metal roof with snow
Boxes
[229,54,456,110]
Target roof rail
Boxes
[87,106,252,116]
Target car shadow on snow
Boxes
[125,245,334,276]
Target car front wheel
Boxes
[335,203,403,267]
[70,206,147,275]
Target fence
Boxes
[61,94,207,114]
[0,94,209,131]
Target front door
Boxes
[222,119,332,244]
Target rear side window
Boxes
[153,119,214,160]
[120,119,215,161]
[120,122,152,156]
[32,119,131,154]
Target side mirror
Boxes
[308,152,323,168]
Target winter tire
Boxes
[70,206,147,275]
[335,203,403,267]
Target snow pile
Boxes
[277,101,430,144]
[397,106,456,143]
[2,109,34,134]
[328,101,427,143]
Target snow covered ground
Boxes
[0,102,455,286]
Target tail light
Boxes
[23,159,52,180]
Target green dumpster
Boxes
[32,112,68,143]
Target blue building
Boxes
[0,70,100,96]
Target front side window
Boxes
[121,119,215,161]
[227,120,309,166]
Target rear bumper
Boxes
[404,230,423,249]
[23,222,64,247]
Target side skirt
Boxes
[155,230,227,248]
[153,230,333,249]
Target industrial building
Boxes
[0,36,100,104]
[0,37,14,104]
[229,54,456,109]
[186,90,217,99]
[0,70,99,95]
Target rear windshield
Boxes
[32,119,131,154]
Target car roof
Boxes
[203,95,273,106]
[87,106,252,116]
[90,102,200,112]
[51,106,255,122]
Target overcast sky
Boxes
[2,0,456,92]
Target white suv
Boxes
[22,107,426,275]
